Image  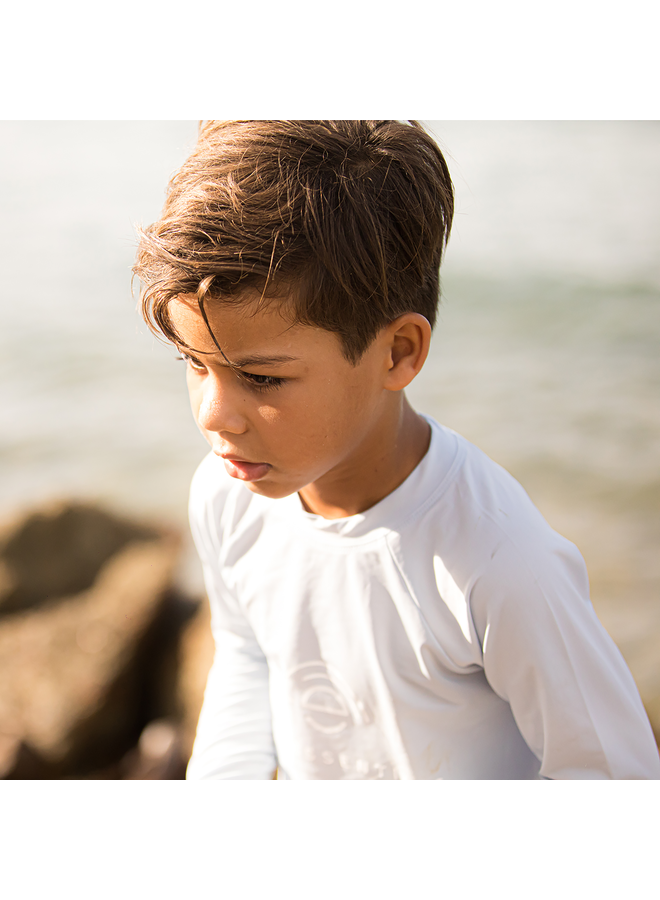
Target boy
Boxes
[134,120,660,779]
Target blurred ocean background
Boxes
[1,121,659,694]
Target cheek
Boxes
[186,375,204,422]
[296,393,361,450]
[256,403,280,425]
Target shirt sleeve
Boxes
[469,532,660,780]
[186,473,277,780]
[186,610,277,780]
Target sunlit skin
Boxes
[169,292,433,519]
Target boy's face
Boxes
[170,293,394,503]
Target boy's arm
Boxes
[186,607,276,780]
[186,468,277,780]
[470,537,660,780]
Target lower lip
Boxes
[223,459,271,482]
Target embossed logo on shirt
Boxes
[286,661,398,779]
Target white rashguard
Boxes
[186,416,660,780]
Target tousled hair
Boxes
[133,120,454,363]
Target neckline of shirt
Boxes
[279,417,464,545]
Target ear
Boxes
[382,313,432,391]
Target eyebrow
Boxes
[229,353,300,368]
[180,347,300,368]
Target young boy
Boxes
[134,120,660,780]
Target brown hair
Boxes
[134,120,454,363]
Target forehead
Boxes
[169,293,344,361]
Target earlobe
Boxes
[384,313,431,391]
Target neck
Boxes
[298,394,431,519]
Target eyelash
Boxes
[176,355,286,392]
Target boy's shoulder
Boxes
[409,417,556,544]
[387,417,584,576]
[387,420,592,666]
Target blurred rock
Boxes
[0,732,54,780]
[0,501,182,777]
[0,501,158,615]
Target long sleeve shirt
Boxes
[187,417,660,779]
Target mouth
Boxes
[219,455,272,483]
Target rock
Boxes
[0,501,181,777]
[0,501,158,616]
[0,732,54,780]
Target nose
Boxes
[196,372,247,436]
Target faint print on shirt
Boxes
[288,661,399,779]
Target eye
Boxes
[239,371,285,391]
[176,353,285,391]
[177,353,207,372]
